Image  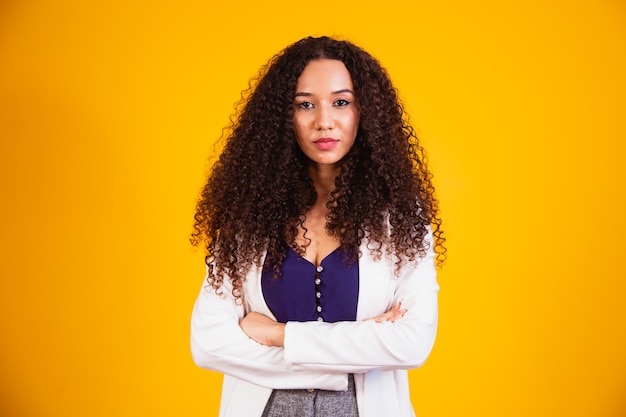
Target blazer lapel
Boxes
[355,241,395,321]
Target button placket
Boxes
[315,264,324,322]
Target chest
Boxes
[244,244,397,322]
[294,206,340,266]
[261,246,359,323]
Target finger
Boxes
[363,304,407,322]
[386,309,408,322]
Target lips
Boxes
[313,137,339,150]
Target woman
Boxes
[190,36,445,417]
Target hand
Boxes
[240,312,285,347]
[364,303,407,323]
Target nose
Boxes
[316,104,334,130]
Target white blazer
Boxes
[191,230,439,417]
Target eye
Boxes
[296,101,314,109]
[334,99,351,107]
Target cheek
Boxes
[347,112,360,135]
[292,118,302,139]
[292,131,303,150]
[292,115,309,135]
[293,122,309,150]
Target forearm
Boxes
[239,312,286,347]
[283,314,437,372]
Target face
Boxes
[293,59,360,168]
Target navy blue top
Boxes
[261,247,359,323]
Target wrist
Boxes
[273,322,285,347]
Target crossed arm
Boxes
[240,303,408,347]
[190,241,438,390]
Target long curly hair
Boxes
[192,36,445,300]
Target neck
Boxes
[308,163,340,199]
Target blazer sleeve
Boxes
[190,265,348,391]
[283,231,439,374]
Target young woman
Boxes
[190,36,445,417]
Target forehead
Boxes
[296,59,354,91]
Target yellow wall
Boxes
[1,0,625,416]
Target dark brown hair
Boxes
[192,36,445,299]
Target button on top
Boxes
[316,265,324,273]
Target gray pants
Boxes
[261,374,358,417]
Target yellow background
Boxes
[1,0,625,416]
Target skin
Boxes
[240,59,407,347]
[291,58,360,266]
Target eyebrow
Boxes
[294,89,355,97]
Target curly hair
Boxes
[191,36,445,300]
